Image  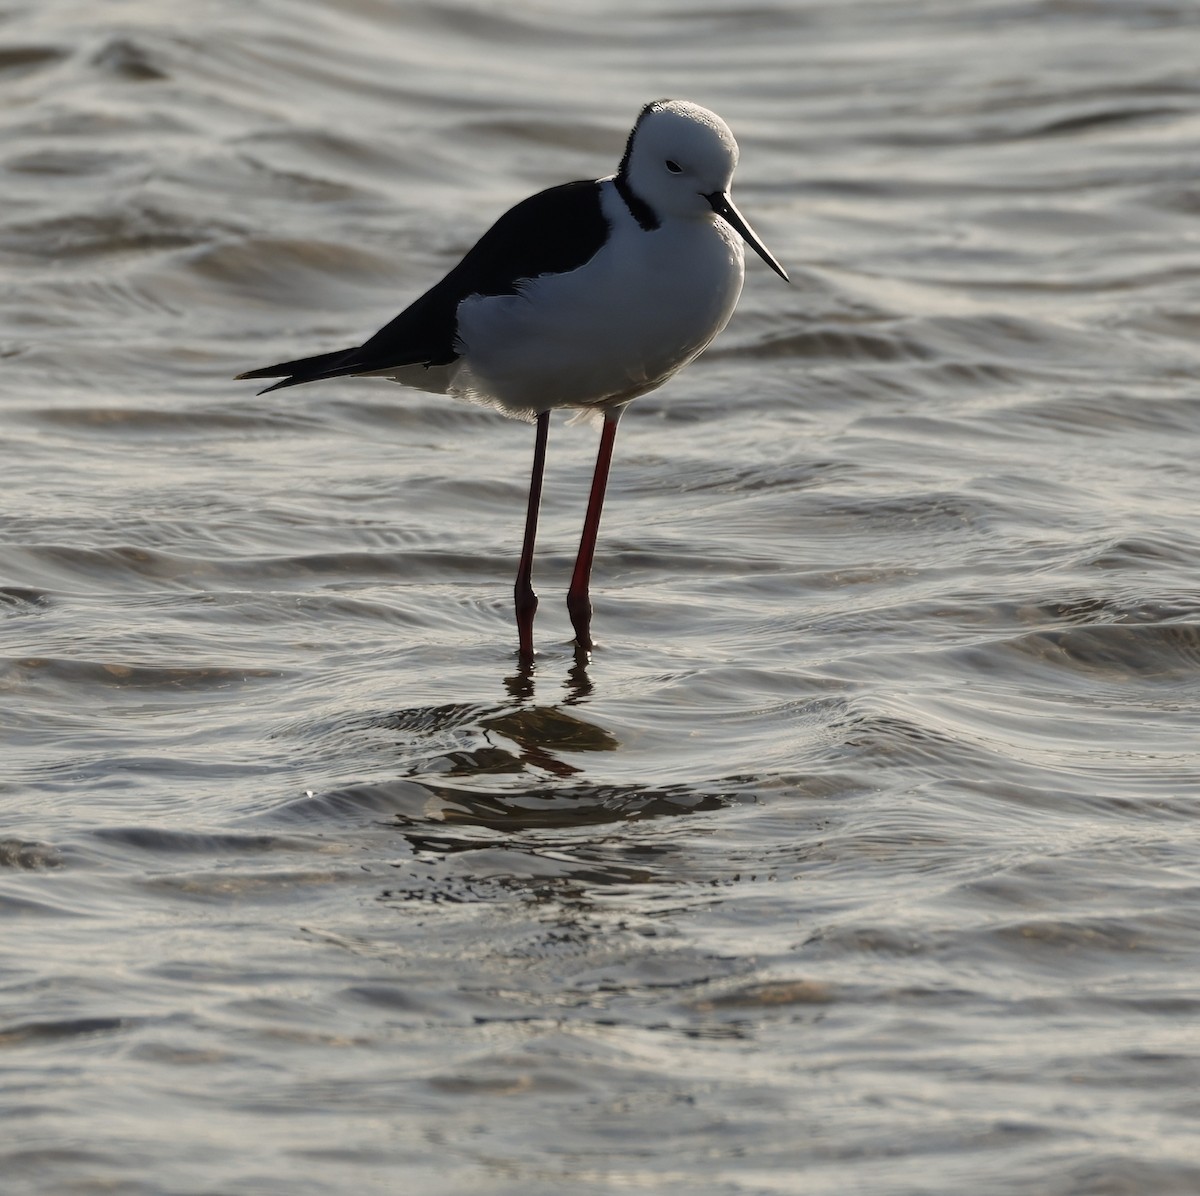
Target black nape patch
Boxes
[613,173,660,232]
[614,99,668,232]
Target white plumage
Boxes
[237,99,788,658]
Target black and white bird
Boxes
[237,99,788,661]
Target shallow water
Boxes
[4,1,1200,1193]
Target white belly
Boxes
[447,210,746,420]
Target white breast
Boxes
[448,182,746,420]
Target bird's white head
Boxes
[620,100,738,220]
[617,100,789,282]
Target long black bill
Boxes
[706,191,790,283]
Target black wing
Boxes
[237,179,609,395]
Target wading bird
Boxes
[237,99,788,661]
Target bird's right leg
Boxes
[515,410,549,663]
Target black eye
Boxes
[665,160,682,174]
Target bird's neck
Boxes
[612,173,660,232]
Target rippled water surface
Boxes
[4,1,1200,1193]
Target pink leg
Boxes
[515,410,549,662]
[567,413,620,651]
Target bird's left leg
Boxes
[567,412,620,652]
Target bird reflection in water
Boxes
[477,702,618,780]
[504,648,594,705]
[363,649,728,837]
[372,656,617,790]
[354,658,726,842]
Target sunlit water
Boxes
[4,1,1200,1193]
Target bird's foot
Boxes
[515,584,539,662]
[566,591,592,652]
